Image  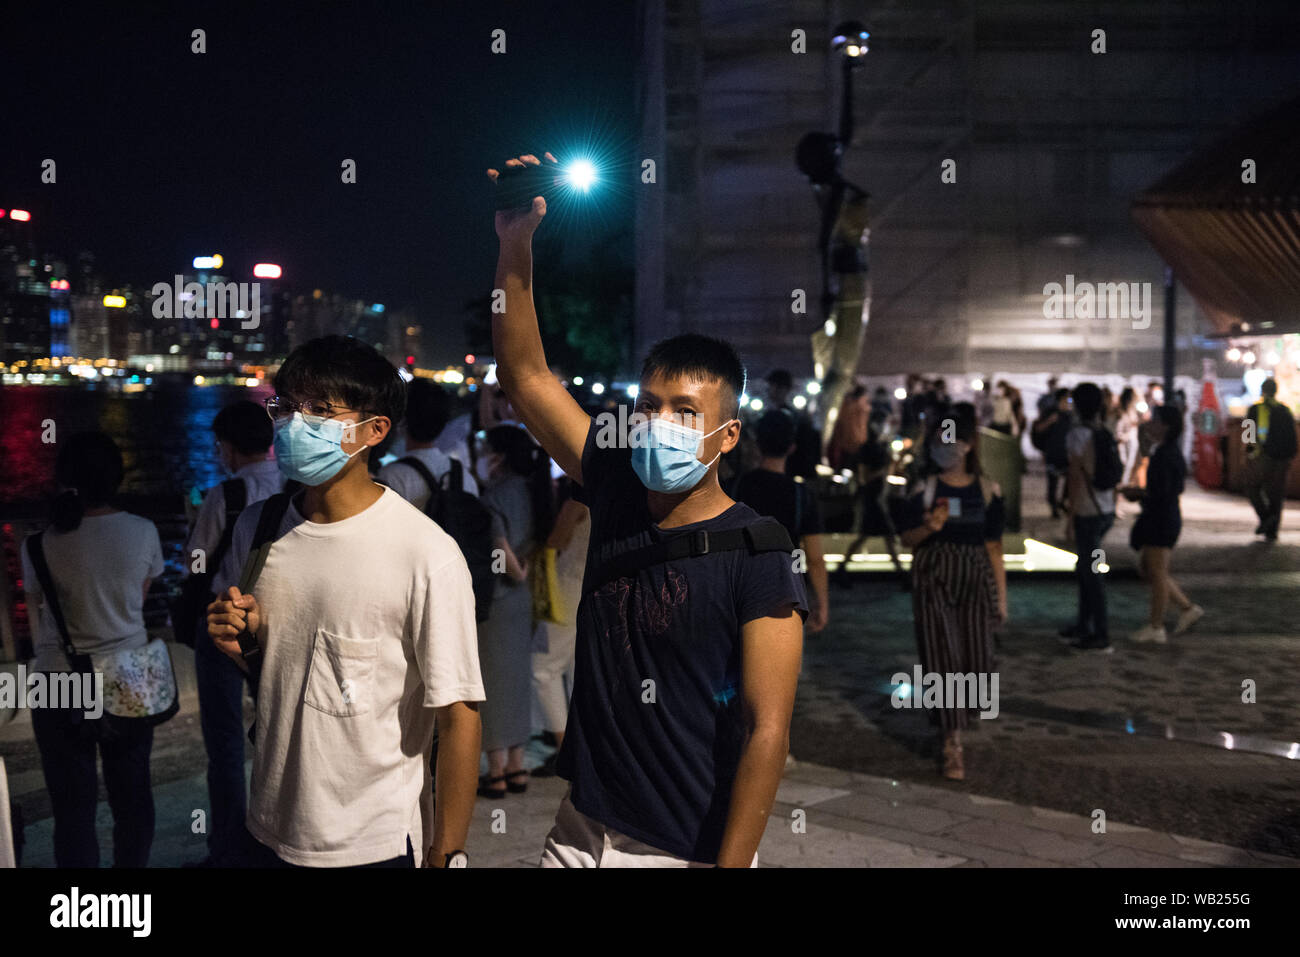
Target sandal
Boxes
[477,774,508,798]
[504,769,529,794]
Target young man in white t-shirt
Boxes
[378,377,479,509]
[207,335,484,868]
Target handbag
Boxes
[530,545,566,626]
[26,531,179,725]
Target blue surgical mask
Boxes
[273,412,378,486]
[629,416,734,493]
[929,439,967,471]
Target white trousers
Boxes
[539,789,757,868]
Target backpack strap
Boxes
[446,457,465,493]
[922,475,938,511]
[233,491,295,669]
[591,521,794,590]
[396,456,440,515]
[207,478,247,577]
[24,532,88,670]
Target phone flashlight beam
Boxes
[565,159,597,192]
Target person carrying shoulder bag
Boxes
[20,432,168,868]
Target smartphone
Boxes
[945,496,963,518]
[494,162,560,211]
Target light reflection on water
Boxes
[1,383,274,642]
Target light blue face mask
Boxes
[629,416,734,493]
[273,412,378,486]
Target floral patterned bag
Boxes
[26,531,179,725]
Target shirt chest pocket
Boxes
[303,628,378,717]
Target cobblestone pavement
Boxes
[792,474,1300,858]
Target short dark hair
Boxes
[1072,382,1103,421]
[405,378,452,443]
[274,335,406,426]
[52,431,123,532]
[926,401,981,475]
[1155,404,1184,442]
[1262,377,1278,397]
[765,368,793,390]
[755,408,797,457]
[212,400,273,455]
[641,333,746,419]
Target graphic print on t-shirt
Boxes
[592,564,689,717]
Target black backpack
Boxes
[1088,425,1124,491]
[395,457,497,622]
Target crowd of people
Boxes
[13,152,1297,867]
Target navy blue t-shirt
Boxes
[556,420,808,861]
[899,476,1005,545]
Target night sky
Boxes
[0,2,635,363]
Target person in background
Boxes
[379,378,479,507]
[529,479,590,778]
[836,414,906,587]
[1125,405,1203,643]
[474,424,555,797]
[1037,376,1060,419]
[1245,377,1298,542]
[764,369,822,478]
[185,401,285,867]
[898,403,1006,781]
[733,409,829,633]
[22,432,164,867]
[1032,388,1074,519]
[900,374,927,444]
[1113,387,1142,515]
[871,386,894,423]
[827,384,870,471]
[990,381,1017,436]
[1062,383,1116,653]
[1101,386,1117,429]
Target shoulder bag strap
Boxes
[25,531,86,669]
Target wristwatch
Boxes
[443,850,469,868]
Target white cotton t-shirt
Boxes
[22,512,165,672]
[214,486,484,867]
[376,446,478,512]
[184,458,286,559]
[1066,425,1116,517]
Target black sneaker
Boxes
[1069,637,1113,654]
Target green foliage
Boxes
[464,226,632,380]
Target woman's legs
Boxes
[484,748,507,794]
[1144,547,1172,628]
[31,705,100,868]
[504,745,526,776]
[99,719,155,868]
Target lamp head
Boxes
[831,21,871,62]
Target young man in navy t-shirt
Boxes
[489,152,807,867]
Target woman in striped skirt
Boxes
[899,403,1007,780]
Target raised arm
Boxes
[488,152,592,484]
